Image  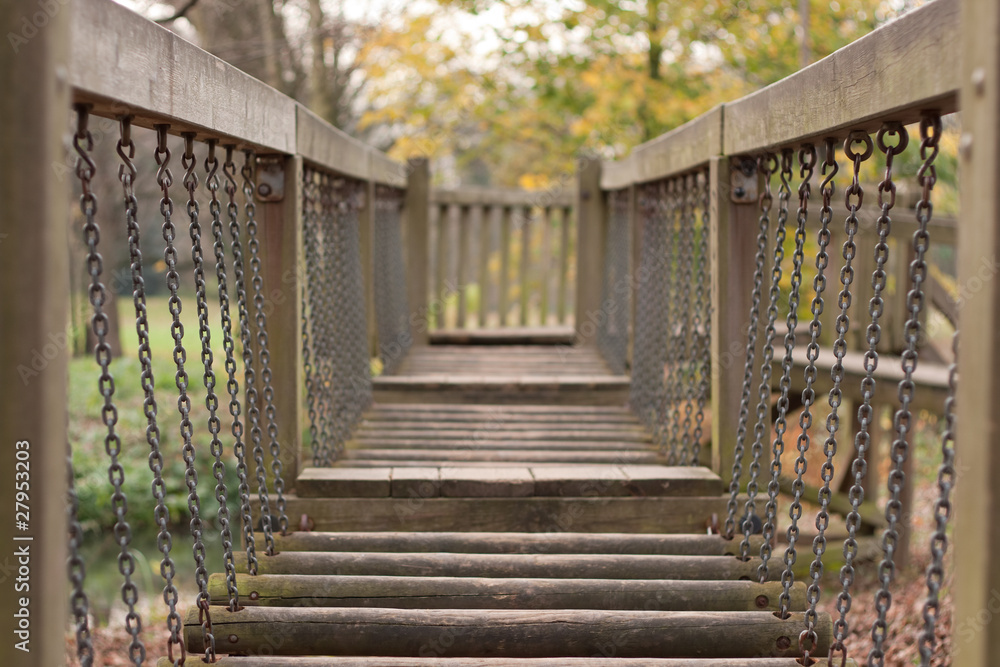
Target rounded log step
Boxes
[162,659,857,667]
[209,573,802,612]
[234,551,777,580]
[182,607,832,659]
[274,531,764,555]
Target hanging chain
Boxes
[206,140,259,575]
[774,144,817,611]
[725,155,776,544]
[829,129,879,667]
[690,169,712,466]
[758,150,797,581]
[663,179,685,463]
[184,135,240,616]
[117,116,185,666]
[241,151,289,536]
[301,168,326,466]
[224,146,276,555]
[867,116,936,666]
[919,335,956,665]
[677,175,698,465]
[741,152,787,559]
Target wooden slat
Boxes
[558,207,572,324]
[428,327,576,345]
[273,531,762,556]
[439,467,535,497]
[345,449,660,464]
[499,206,512,326]
[276,494,727,532]
[434,204,449,328]
[369,403,634,415]
[432,187,575,208]
[405,158,430,343]
[457,205,470,328]
[352,428,650,442]
[182,607,829,658]
[601,107,722,189]
[478,205,490,326]
[540,207,553,324]
[164,658,857,667]
[520,206,532,326]
[211,574,802,612]
[723,0,959,154]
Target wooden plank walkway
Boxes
[183,340,838,664]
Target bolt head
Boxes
[258,182,273,197]
[734,187,746,198]
[755,595,769,608]
[249,591,260,601]
[776,636,791,650]
[228,634,239,644]
[972,67,987,95]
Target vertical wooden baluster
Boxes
[435,203,448,330]
[520,205,532,326]
[540,205,552,326]
[500,205,511,327]
[457,204,470,329]
[478,204,490,328]
[404,158,429,345]
[558,205,572,325]
[576,161,606,343]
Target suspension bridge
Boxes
[0,0,995,665]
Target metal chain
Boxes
[344,182,373,421]
[206,140,258,576]
[829,129,878,666]
[301,167,326,466]
[374,186,411,374]
[742,152,787,559]
[598,189,630,374]
[760,149,805,582]
[67,440,95,667]
[224,146,275,555]
[154,125,210,665]
[868,116,937,667]
[725,155,776,543]
[690,169,712,466]
[799,138,840,660]
[317,173,339,462]
[774,144,817,610]
[919,331,956,666]
[117,116,185,665]
[662,179,684,463]
[241,151,289,535]
[676,175,698,465]
[183,135,239,615]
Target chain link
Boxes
[867,116,936,666]
[829,128,879,666]
[183,135,240,616]
[691,169,712,466]
[206,140,259,576]
[799,137,839,661]
[598,189,631,374]
[301,167,327,465]
[374,186,411,374]
[676,175,698,465]
[725,155,775,543]
[662,180,685,463]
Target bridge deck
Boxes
[179,340,843,664]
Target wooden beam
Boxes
[405,159,430,345]
[954,0,1000,665]
[163,658,857,667]
[432,187,575,208]
[602,107,723,189]
[724,0,959,154]
[297,107,406,187]
[576,159,606,344]
[0,0,70,664]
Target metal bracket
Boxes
[255,156,285,202]
[730,157,758,204]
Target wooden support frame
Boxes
[954,0,1000,664]
[1,0,71,664]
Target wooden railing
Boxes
[426,187,577,336]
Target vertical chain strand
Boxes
[301,167,326,466]
[691,170,712,466]
[725,155,776,543]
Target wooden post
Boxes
[954,1,1000,664]
[360,174,378,359]
[0,0,71,664]
[576,158,607,344]
[404,158,430,345]
[257,155,303,489]
[709,157,760,479]
[500,206,512,326]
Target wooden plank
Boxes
[211,574,803,612]
[540,207,553,324]
[434,204,449,329]
[529,466,630,496]
[457,205,470,329]
[235,552,773,580]
[558,207,572,324]
[724,0,959,154]
[345,449,660,464]
[0,2,70,665]
[429,326,576,345]
[183,607,829,658]
[274,531,763,556]
[70,0,296,152]
[353,428,650,442]
[954,1,1000,665]
[257,155,303,491]
[439,467,535,497]
[371,376,631,407]
[432,187,575,208]
[165,658,856,667]
[476,205,490,326]
[369,403,634,415]
[276,495,728,532]
[405,159,430,344]
[618,466,723,497]
[500,206,512,325]
[390,467,442,499]
[297,468,393,498]
[349,440,651,452]
[298,106,404,183]
[576,160,606,344]
[357,421,645,432]
[601,107,723,189]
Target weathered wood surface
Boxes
[236,551,774,580]
[601,107,723,190]
[274,531,762,556]
[162,659,858,667]
[183,607,830,658]
[724,0,958,153]
[210,574,802,611]
[576,159,606,344]
[275,494,728,532]
[405,158,431,344]
[432,187,576,208]
[296,465,722,498]
[429,327,577,345]
[345,449,662,464]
